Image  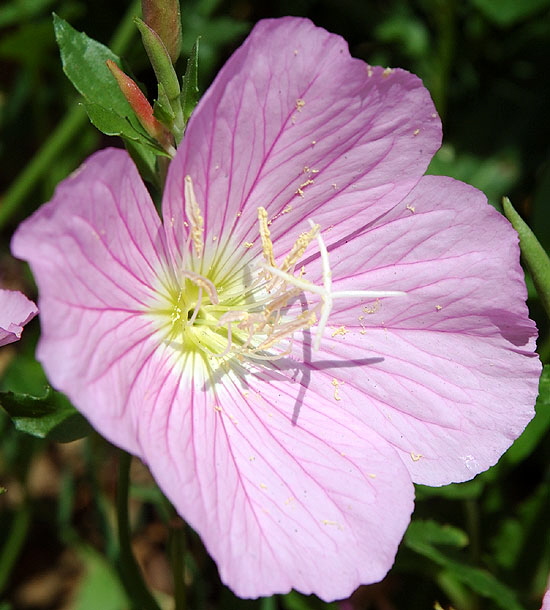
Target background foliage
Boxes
[1,0,549,608]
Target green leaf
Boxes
[53,14,134,116]
[470,0,550,26]
[181,38,200,126]
[0,387,92,443]
[503,197,550,319]
[405,520,525,610]
[53,13,168,167]
[406,520,469,552]
[83,101,166,153]
[73,546,129,610]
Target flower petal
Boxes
[297,176,540,485]
[163,17,441,268]
[0,288,37,346]
[11,148,170,455]
[135,353,414,600]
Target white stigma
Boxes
[263,219,405,351]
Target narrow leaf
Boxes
[181,38,200,126]
[503,196,550,318]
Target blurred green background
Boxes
[1,1,549,609]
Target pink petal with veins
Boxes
[0,288,37,346]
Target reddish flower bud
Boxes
[106,59,173,153]
[141,0,182,63]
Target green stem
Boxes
[0,500,31,595]
[116,450,161,610]
[0,0,140,231]
[170,517,187,610]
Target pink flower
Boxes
[542,589,550,610]
[0,288,37,347]
[11,17,540,601]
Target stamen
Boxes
[184,175,204,259]
[258,207,276,269]
[180,270,219,305]
[187,287,202,326]
[281,223,320,273]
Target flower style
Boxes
[0,289,37,347]
[12,17,540,601]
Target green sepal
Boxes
[503,196,550,319]
[0,387,92,443]
[153,83,176,125]
[135,17,180,102]
[181,38,200,127]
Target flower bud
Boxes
[106,60,173,154]
[141,0,182,63]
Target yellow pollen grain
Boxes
[383,67,393,77]
[260,483,268,490]
[184,175,204,259]
[213,405,222,412]
[295,98,306,111]
[282,205,292,214]
[413,128,420,136]
[281,223,319,272]
[363,300,380,314]
[332,378,343,401]
[258,207,276,267]
[284,496,295,505]
[367,473,377,479]
[331,326,347,337]
[410,452,423,462]
[249,456,256,461]
[406,204,416,213]
[243,242,254,249]
[366,65,373,77]
[435,304,443,311]
[322,519,342,529]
